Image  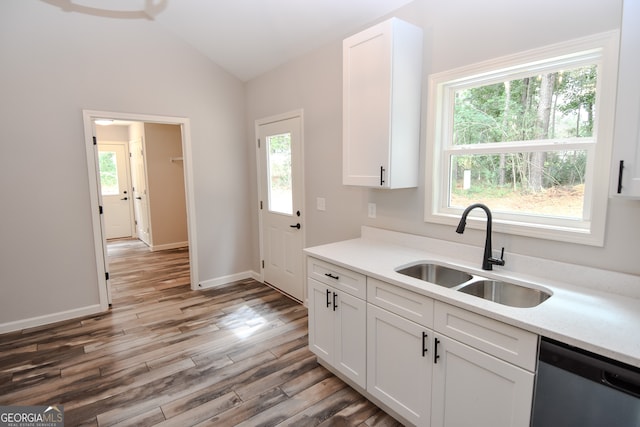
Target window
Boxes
[425,32,619,246]
[267,132,293,215]
[99,151,119,196]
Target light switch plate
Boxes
[368,203,376,218]
[317,197,326,211]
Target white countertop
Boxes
[304,227,640,368]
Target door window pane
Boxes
[267,132,293,215]
[99,151,119,196]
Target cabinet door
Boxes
[343,20,392,188]
[343,18,422,189]
[308,278,335,361]
[334,291,367,389]
[431,335,534,427]
[611,0,640,197]
[367,304,432,427]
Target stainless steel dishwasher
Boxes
[532,337,640,427]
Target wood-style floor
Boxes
[0,239,401,426]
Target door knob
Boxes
[120,197,128,201]
[136,197,142,200]
[290,223,301,229]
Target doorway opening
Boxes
[83,110,199,310]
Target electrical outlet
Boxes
[317,197,326,211]
[368,203,376,218]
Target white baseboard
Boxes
[1,271,263,333]
[0,304,104,334]
[150,241,189,251]
[197,270,261,289]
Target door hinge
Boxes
[262,260,264,269]
[257,138,260,148]
[93,136,97,145]
[105,272,110,281]
[260,201,263,210]
[99,205,103,215]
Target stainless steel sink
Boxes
[396,263,473,288]
[457,280,551,308]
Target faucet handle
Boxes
[489,247,506,267]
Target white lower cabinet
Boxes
[431,334,534,427]
[307,259,537,427]
[308,277,366,388]
[367,303,432,426]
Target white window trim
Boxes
[424,31,620,246]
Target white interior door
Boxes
[258,114,304,301]
[130,137,151,245]
[98,143,134,239]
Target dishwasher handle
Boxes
[602,370,640,398]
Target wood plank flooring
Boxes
[0,239,401,426]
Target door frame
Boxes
[83,110,200,311]
[255,109,306,302]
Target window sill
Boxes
[424,211,604,247]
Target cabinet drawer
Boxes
[434,301,538,371]
[367,278,434,328]
[307,257,366,299]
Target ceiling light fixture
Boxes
[40,0,167,20]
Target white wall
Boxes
[144,123,188,249]
[0,1,249,329]
[246,0,640,277]
[245,42,368,271]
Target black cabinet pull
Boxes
[434,338,441,363]
[422,332,428,357]
[380,166,386,186]
[326,289,331,308]
[332,292,338,311]
[617,160,624,194]
[324,273,339,280]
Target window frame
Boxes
[424,31,620,246]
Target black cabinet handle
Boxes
[290,223,301,229]
[324,273,339,280]
[136,196,142,200]
[380,166,386,186]
[332,292,338,311]
[434,338,441,363]
[617,160,624,194]
[422,332,428,357]
[326,289,331,308]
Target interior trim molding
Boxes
[0,304,104,334]
[198,271,261,289]
[150,241,189,252]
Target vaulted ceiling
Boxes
[43,0,415,81]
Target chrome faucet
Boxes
[455,203,505,270]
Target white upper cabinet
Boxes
[343,18,423,188]
[611,0,640,197]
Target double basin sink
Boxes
[396,262,551,308]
